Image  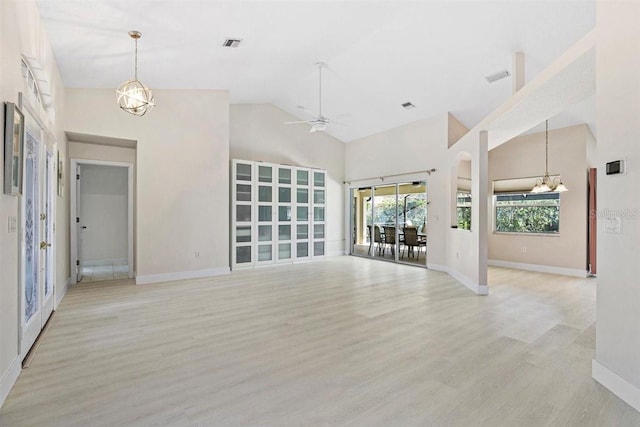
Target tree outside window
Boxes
[495,193,559,233]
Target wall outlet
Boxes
[522,246,527,253]
[195,251,200,258]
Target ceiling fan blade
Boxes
[284,120,311,124]
[309,125,319,133]
[328,120,347,126]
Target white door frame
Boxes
[40,148,56,321]
[69,159,134,284]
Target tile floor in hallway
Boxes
[80,263,129,283]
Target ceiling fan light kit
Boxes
[116,30,155,116]
[284,61,344,134]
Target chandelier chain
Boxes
[545,120,549,176]
[134,37,138,81]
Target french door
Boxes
[20,122,55,357]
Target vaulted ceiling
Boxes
[36,0,595,142]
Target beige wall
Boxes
[345,113,450,267]
[594,0,640,408]
[65,89,230,281]
[0,0,68,405]
[488,125,589,272]
[230,104,345,255]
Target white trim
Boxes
[488,259,588,278]
[70,159,134,284]
[446,266,489,295]
[426,263,448,272]
[55,277,71,309]
[592,359,640,413]
[0,356,21,408]
[136,267,230,285]
[426,263,488,295]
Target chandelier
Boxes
[531,120,568,193]
[116,31,155,116]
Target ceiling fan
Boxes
[284,62,346,133]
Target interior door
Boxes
[40,149,55,320]
[76,164,84,282]
[20,129,41,356]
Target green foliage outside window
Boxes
[495,193,559,233]
[366,194,427,228]
[457,192,471,230]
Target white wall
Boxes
[593,0,640,411]
[230,104,345,255]
[0,0,67,406]
[345,113,450,268]
[488,125,589,273]
[69,142,136,164]
[65,89,230,283]
[79,164,128,264]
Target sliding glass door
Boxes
[350,181,428,267]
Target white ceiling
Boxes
[36,0,595,142]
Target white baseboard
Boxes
[426,263,448,272]
[447,267,488,295]
[488,259,588,278]
[592,359,640,413]
[55,277,71,309]
[136,267,230,285]
[0,356,21,408]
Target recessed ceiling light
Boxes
[222,38,242,48]
[485,70,510,83]
[402,102,415,109]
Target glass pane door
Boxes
[276,166,292,262]
[312,171,326,258]
[256,164,274,264]
[21,130,42,356]
[295,168,310,260]
[373,184,398,261]
[349,180,428,268]
[398,182,428,266]
[233,161,253,266]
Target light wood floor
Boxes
[1,257,639,426]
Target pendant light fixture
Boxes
[531,120,568,193]
[116,31,154,116]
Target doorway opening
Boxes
[350,181,428,267]
[70,160,134,283]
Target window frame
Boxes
[456,191,472,231]
[493,192,561,235]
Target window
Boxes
[495,193,560,234]
[457,192,471,230]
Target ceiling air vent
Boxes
[401,102,415,110]
[485,70,510,83]
[222,38,242,48]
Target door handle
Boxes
[40,241,51,249]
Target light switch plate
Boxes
[8,216,17,233]
[605,216,621,234]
